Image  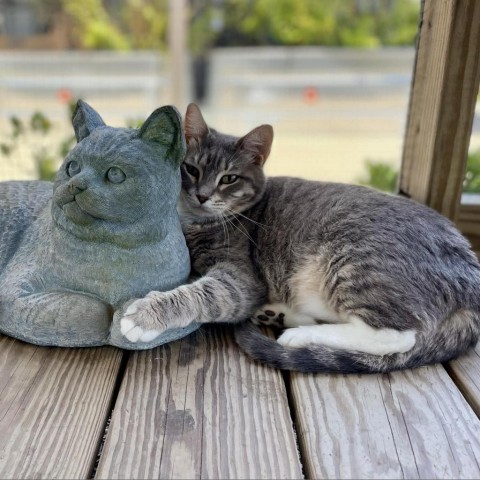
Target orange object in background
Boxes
[57,88,73,104]
[303,87,319,104]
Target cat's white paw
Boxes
[120,319,143,342]
[120,317,162,343]
[124,303,139,316]
[120,297,164,343]
[277,328,312,348]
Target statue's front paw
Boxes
[120,296,167,343]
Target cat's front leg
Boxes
[120,266,265,343]
[119,289,190,342]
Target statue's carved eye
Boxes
[67,161,81,177]
[185,163,200,179]
[106,167,126,184]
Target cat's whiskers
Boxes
[223,213,259,249]
[219,213,231,256]
[212,203,259,245]
[225,206,269,231]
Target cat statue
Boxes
[0,100,198,349]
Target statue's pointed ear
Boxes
[139,105,186,166]
[236,125,274,166]
[72,100,106,142]
[184,103,209,148]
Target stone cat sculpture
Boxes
[0,100,198,348]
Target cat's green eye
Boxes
[220,174,238,185]
[106,167,126,184]
[67,161,81,177]
[185,163,200,179]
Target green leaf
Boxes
[35,150,58,181]
[59,135,77,158]
[30,111,52,133]
[0,143,13,156]
[358,159,399,192]
[10,116,25,139]
[125,117,144,129]
[463,149,480,193]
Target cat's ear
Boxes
[72,100,106,142]
[237,125,274,166]
[139,105,186,166]
[184,103,209,147]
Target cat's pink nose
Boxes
[197,194,209,204]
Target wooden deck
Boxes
[0,325,479,479]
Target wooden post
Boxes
[168,0,187,108]
[399,0,480,221]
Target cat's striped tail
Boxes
[234,313,480,373]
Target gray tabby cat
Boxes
[120,103,480,373]
[0,100,197,348]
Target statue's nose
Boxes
[68,175,87,194]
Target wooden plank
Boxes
[456,204,480,237]
[399,0,480,220]
[290,364,480,479]
[96,326,303,479]
[447,342,480,417]
[0,335,123,479]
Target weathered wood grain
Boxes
[290,364,480,479]
[399,0,480,220]
[96,326,302,479]
[0,335,123,479]
[447,341,480,417]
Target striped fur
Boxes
[121,104,480,373]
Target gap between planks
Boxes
[94,330,480,480]
[288,351,480,480]
[0,336,123,479]
[444,341,480,419]
[95,325,303,480]
[88,350,131,479]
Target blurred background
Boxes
[0,0,479,192]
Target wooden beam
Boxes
[456,203,480,236]
[399,0,480,220]
[168,0,187,109]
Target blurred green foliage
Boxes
[463,149,480,194]
[61,0,131,49]
[359,150,480,194]
[33,0,168,50]
[0,107,76,181]
[358,159,399,192]
[221,0,419,47]
[122,0,168,50]
[0,105,148,182]
[33,0,420,51]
